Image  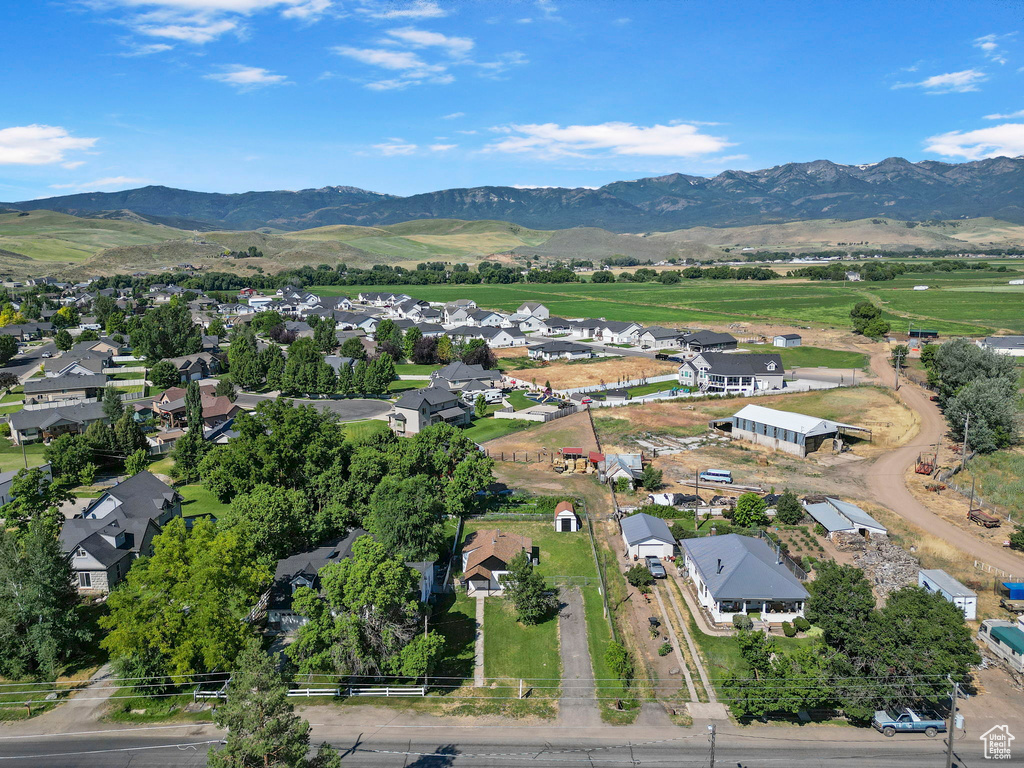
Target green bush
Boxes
[813,523,827,537]
[782,621,796,638]
[672,524,698,540]
[732,614,753,630]
[625,563,654,590]
[657,642,672,657]
[0,422,9,437]
[1010,526,1024,552]
[605,642,634,683]
[793,616,811,632]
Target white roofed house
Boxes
[681,534,809,626]
[713,404,872,457]
[597,321,643,345]
[620,512,675,560]
[678,352,784,395]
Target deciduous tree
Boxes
[501,550,558,625]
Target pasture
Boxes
[316,270,1023,334]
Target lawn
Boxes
[462,415,536,443]
[483,598,560,689]
[394,364,441,375]
[463,520,598,580]
[625,380,683,398]
[505,390,535,410]
[178,482,230,521]
[388,379,428,392]
[738,344,869,370]
[0,442,47,472]
[342,419,390,441]
[430,591,477,682]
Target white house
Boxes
[681,534,809,626]
[554,501,581,532]
[918,569,977,620]
[598,321,643,345]
[678,352,785,395]
[248,295,275,311]
[773,334,802,348]
[620,513,675,559]
[517,301,550,320]
[979,336,1024,357]
[528,340,594,361]
[637,326,684,350]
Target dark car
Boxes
[645,556,667,579]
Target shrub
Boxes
[813,523,827,537]
[732,614,753,630]
[672,524,698,540]
[658,642,672,657]
[782,621,796,638]
[625,563,654,590]
[0,422,9,437]
[614,477,631,494]
[605,642,634,682]
[793,616,811,632]
[1010,526,1024,552]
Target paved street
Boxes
[3,341,56,382]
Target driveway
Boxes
[860,351,1024,577]
[556,587,599,726]
[234,393,391,422]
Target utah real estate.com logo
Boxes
[980,725,1014,760]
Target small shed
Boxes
[621,512,675,560]
[918,569,977,620]
[773,334,802,348]
[554,501,581,532]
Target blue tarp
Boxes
[1003,582,1024,600]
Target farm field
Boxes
[316,271,1022,334]
[960,448,1024,520]
[737,344,868,370]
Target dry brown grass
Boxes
[483,410,599,456]
[506,357,679,390]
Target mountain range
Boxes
[5,156,1024,233]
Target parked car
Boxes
[645,556,667,579]
[41,351,52,358]
[872,708,945,737]
[699,469,733,484]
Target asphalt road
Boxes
[3,341,56,381]
[233,393,392,422]
[0,726,984,767]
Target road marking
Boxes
[0,740,221,760]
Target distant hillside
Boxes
[5,156,1024,232]
[511,227,722,262]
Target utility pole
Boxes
[946,680,959,768]
[892,347,905,391]
[961,413,971,470]
[708,724,717,768]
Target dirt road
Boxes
[860,351,1024,577]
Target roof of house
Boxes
[641,325,684,339]
[463,528,533,581]
[518,301,545,311]
[731,404,859,437]
[530,340,592,354]
[802,497,887,534]
[983,336,1024,350]
[919,569,976,598]
[683,330,737,346]
[432,362,502,382]
[775,333,802,340]
[271,528,365,604]
[688,352,784,375]
[10,400,108,431]
[601,453,643,479]
[393,387,461,410]
[60,515,149,567]
[88,470,180,519]
[620,513,674,546]
[682,534,809,601]
[24,373,107,393]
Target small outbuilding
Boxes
[773,334,802,348]
[918,569,977,620]
[713,404,871,458]
[620,512,675,560]
[802,497,888,540]
[554,501,581,532]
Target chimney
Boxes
[716,558,723,575]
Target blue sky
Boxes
[2,0,1023,200]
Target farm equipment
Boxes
[915,453,935,475]
[968,508,1001,528]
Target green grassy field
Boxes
[341,419,390,441]
[462,415,535,443]
[738,344,869,369]
[314,273,1021,334]
[961,448,1024,520]
[178,483,230,520]
[0,442,47,473]
[483,598,561,687]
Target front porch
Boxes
[710,598,805,626]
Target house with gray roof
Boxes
[620,512,675,559]
[638,326,685,349]
[430,361,503,390]
[681,534,809,625]
[681,330,738,352]
[528,340,594,361]
[23,373,107,404]
[678,352,784,395]
[979,336,1024,357]
[801,497,887,540]
[389,387,470,436]
[10,400,109,445]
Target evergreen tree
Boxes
[102,386,125,422]
[115,410,148,457]
[54,329,73,351]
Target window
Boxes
[78,572,92,588]
[75,547,87,558]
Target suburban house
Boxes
[978,619,1024,673]
[430,362,503,391]
[638,326,684,349]
[153,385,242,429]
[44,351,111,377]
[554,501,581,532]
[540,317,572,335]
[678,352,785,395]
[461,528,534,595]
[802,497,888,540]
[681,330,738,353]
[23,373,107,405]
[165,352,219,382]
[62,471,182,594]
[598,453,644,488]
[681,534,809,625]
[620,513,675,559]
[773,333,802,348]
[517,301,550,320]
[10,400,109,445]
[266,529,434,633]
[447,325,527,348]
[918,569,977,620]
[568,319,605,339]
[528,340,594,361]
[0,463,52,506]
[465,309,506,327]
[389,388,470,436]
[598,321,643,345]
[979,336,1024,357]
[515,315,547,333]
[711,404,872,457]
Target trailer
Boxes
[968,508,1000,528]
[914,453,934,475]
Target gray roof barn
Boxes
[681,534,809,601]
[620,513,674,547]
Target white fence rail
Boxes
[346,686,426,697]
[104,366,146,374]
[493,405,578,422]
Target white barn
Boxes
[554,501,581,532]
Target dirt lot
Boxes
[483,410,600,457]
[500,353,679,390]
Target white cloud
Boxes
[985,109,1024,120]
[924,123,1024,160]
[974,33,1015,65]
[0,125,98,166]
[356,1,447,19]
[892,69,987,93]
[385,27,473,57]
[334,44,452,89]
[476,50,528,75]
[485,121,734,159]
[428,143,456,151]
[204,64,290,89]
[119,42,175,56]
[512,184,598,190]
[62,161,87,170]
[441,112,465,120]
[131,12,241,44]
[51,176,151,191]
[374,138,417,155]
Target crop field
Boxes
[320,272,1020,334]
